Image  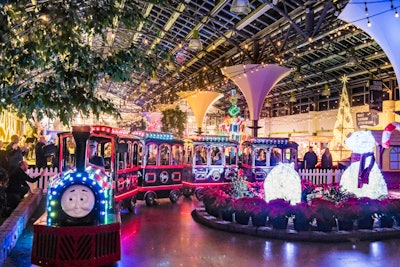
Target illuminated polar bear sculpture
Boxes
[263,162,301,205]
[339,130,388,199]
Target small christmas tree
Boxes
[328,75,355,162]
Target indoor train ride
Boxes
[31,125,123,266]
[240,137,299,184]
[131,131,184,206]
[182,135,239,200]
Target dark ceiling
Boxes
[95,0,397,126]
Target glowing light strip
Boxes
[114,188,138,201]
[191,135,232,143]
[132,131,174,140]
[182,181,229,187]
[249,138,289,145]
[137,184,182,191]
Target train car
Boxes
[240,137,299,184]
[182,135,239,200]
[31,125,125,266]
[132,131,184,206]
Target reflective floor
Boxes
[5,196,400,267]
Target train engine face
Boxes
[47,167,112,226]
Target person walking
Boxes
[321,147,333,169]
[303,146,318,169]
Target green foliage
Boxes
[0,0,168,125]
[161,107,187,138]
[230,175,251,199]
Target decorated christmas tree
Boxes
[328,75,355,163]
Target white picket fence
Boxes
[28,167,59,193]
[27,167,344,193]
[298,168,344,185]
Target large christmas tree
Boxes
[328,75,355,163]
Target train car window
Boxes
[88,140,105,167]
[270,148,282,166]
[225,146,237,165]
[132,142,138,166]
[172,144,183,165]
[66,138,76,168]
[126,141,132,168]
[103,142,112,170]
[242,146,252,165]
[160,144,171,166]
[195,145,206,165]
[138,143,143,165]
[147,143,157,165]
[211,146,222,165]
[117,141,128,169]
[60,136,75,171]
[255,148,267,166]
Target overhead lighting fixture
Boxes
[289,92,297,103]
[321,84,330,97]
[346,48,358,66]
[149,70,159,85]
[230,0,251,15]
[293,66,302,81]
[188,30,202,51]
[140,81,147,93]
[265,99,272,108]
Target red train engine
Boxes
[31,125,124,266]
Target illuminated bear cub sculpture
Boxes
[339,130,388,199]
[263,162,301,205]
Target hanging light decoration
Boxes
[140,81,147,93]
[264,99,272,108]
[289,92,297,103]
[230,0,251,15]
[321,83,330,97]
[188,30,202,51]
[166,54,176,71]
[149,70,159,85]
[346,48,358,66]
[293,66,302,81]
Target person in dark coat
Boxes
[0,140,7,169]
[6,161,43,210]
[303,146,318,169]
[6,134,28,172]
[35,136,48,169]
[321,147,333,169]
[0,167,9,217]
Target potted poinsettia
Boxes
[356,197,380,230]
[310,198,336,232]
[233,196,254,225]
[291,202,313,231]
[267,199,292,230]
[335,197,361,231]
[202,188,230,218]
[377,198,400,228]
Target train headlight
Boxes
[60,184,95,218]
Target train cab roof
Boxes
[185,135,238,146]
[131,131,183,144]
[242,137,298,149]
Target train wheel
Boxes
[182,188,192,198]
[145,192,156,206]
[195,188,205,201]
[127,196,136,212]
[169,189,181,203]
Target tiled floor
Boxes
[5,192,400,267]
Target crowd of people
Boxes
[0,134,48,219]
